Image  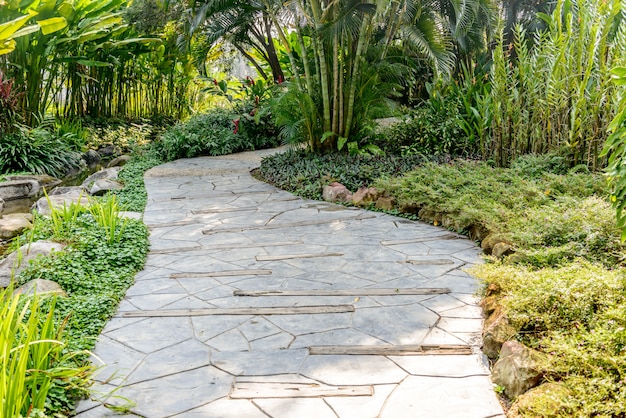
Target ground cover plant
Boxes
[2,193,149,416]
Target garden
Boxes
[1,0,625,416]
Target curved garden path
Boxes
[76,148,505,418]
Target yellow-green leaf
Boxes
[37,17,67,36]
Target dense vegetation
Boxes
[1,0,626,416]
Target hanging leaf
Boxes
[37,17,68,35]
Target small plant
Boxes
[88,195,127,245]
[0,288,94,417]
[45,191,88,240]
[0,125,83,177]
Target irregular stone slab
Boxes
[389,354,489,378]
[14,279,66,297]
[33,187,90,216]
[211,349,308,375]
[88,179,123,196]
[107,155,131,168]
[0,241,65,288]
[0,179,40,200]
[327,384,397,418]
[3,174,61,192]
[118,366,232,418]
[0,213,32,240]
[81,167,121,189]
[177,398,267,418]
[254,397,339,418]
[300,355,407,385]
[379,375,505,418]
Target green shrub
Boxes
[378,106,470,156]
[473,261,626,416]
[0,126,83,177]
[258,148,428,200]
[152,109,280,162]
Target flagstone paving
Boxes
[76,148,505,418]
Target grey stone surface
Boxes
[0,241,65,288]
[77,147,503,417]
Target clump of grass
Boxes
[473,261,626,416]
[0,289,94,417]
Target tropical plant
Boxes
[602,66,626,239]
[0,125,83,177]
[0,288,94,418]
[488,0,624,168]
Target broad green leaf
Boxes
[337,136,348,151]
[37,17,67,35]
[0,11,37,40]
[10,24,40,39]
[320,131,334,143]
[107,37,162,47]
[0,39,17,55]
[76,59,112,67]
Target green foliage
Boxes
[152,109,279,161]
[88,196,128,245]
[487,0,623,168]
[373,159,618,266]
[0,289,94,417]
[0,125,83,177]
[473,261,626,416]
[115,152,164,212]
[258,148,428,200]
[603,66,626,240]
[380,106,468,157]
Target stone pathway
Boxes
[76,148,505,418]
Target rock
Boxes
[492,242,515,258]
[14,279,67,297]
[508,383,571,417]
[0,197,4,214]
[468,223,490,242]
[97,144,121,158]
[0,241,65,288]
[83,149,101,168]
[492,341,544,398]
[107,155,131,168]
[81,167,121,189]
[33,189,90,217]
[322,182,353,203]
[0,179,40,201]
[482,305,518,359]
[352,187,380,207]
[480,295,499,317]
[3,175,61,192]
[88,179,124,196]
[48,186,86,196]
[0,213,32,240]
[375,196,396,210]
[481,233,511,255]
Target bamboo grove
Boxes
[0,0,194,122]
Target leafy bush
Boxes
[0,126,83,177]
[151,109,280,161]
[473,261,626,416]
[377,107,465,156]
[258,148,429,200]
